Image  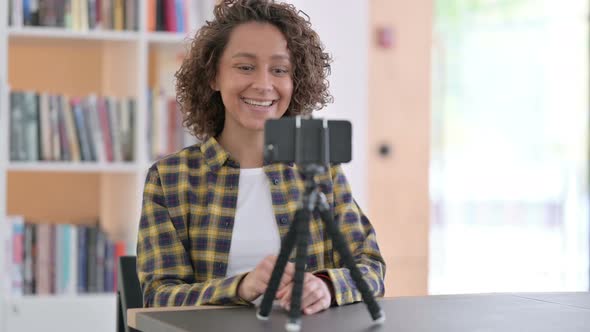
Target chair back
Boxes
[117,256,143,332]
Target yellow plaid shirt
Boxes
[137,136,385,307]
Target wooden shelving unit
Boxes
[0,2,214,332]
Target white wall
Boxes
[288,0,369,210]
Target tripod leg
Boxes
[317,196,385,324]
[257,209,303,320]
[286,208,311,332]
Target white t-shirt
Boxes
[226,168,281,277]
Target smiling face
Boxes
[212,22,294,136]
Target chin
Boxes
[243,121,266,132]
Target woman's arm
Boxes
[136,166,249,307]
[313,165,386,306]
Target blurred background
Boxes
[0,0,588,331]
[429,0,589,294]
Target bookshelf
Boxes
[7,162,139,173]
[0,1,214,332]
[8,26,140,41]
[6,294,116,331]
[147,31,189,44]
[1,1,8,330]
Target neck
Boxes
[217,126,264,169]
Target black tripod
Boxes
[255,164,385,331]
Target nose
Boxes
[251,69,273,93]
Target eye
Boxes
[236,64,255,72]
[272,67,290,76]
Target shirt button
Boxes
[273,178,279,185]
[280,217,288,225]
[224,220,231,227]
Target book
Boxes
[174,0,184,33]
[10,92,26,161]
[10,91,137,162]
[107,97,123,162]
[87,95,106,162]
[95,229,106,292]
[6,216,25,297]
[79,0,89,31]
[125,0,137,31]
[35,223,52,295]
[66,224,79,294]
[62,95,82,161]
[147,0,156,31]
[113,0,124,30]
[11,0,24,27]
[71,98,91,161]
[76,225,87,293]
[56,95,71,161]
[98,97,114,162]
[39,0,58,27]
[38,92,52,160]
[87,0,96,29]
[4,219,120,295]
[86,225,98,292]
[113,241,126,292]
[50,94,62,160]
[22,91,40,161]
[23,223,37,295]
[155,0,165,31]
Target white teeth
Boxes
[242,98,273,107]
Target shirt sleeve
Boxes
[312,165,386,306]
[136,165,249,307]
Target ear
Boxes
[210,78,219,92]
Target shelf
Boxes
[8,293,116,301]
[7,162,140,173]
[8,28,195,46]
[5,294,116,332]
[147,31,191,45]
[8,26,139,42]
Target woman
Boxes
[137,0,385,316]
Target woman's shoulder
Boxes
[148,143,206,173]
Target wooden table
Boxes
[128,292,590,332]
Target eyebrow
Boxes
[231,52,290,61]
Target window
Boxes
[430,0,589,293]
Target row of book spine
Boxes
[4,216,127,296]
[9,0,139,31]
[147,88,197,160]
[10,91,135,163]
[147,0,211,33]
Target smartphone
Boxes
[263,117,352,164]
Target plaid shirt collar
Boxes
[200,136,294,172]
[200,136,238,172]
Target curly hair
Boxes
[175,0,333,139]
